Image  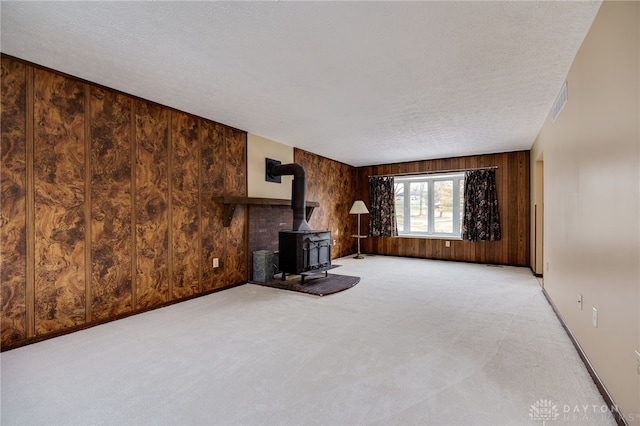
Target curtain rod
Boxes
[368,165,498,178]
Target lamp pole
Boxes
[355,212,363,259]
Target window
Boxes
[394,173,465,238]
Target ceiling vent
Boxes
[552,82,568,122]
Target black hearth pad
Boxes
[251,274,360,296]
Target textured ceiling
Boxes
[1,1,601,167]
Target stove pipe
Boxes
[267,162,311,231]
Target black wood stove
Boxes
[267,162,332,283]
[279,230,331,277]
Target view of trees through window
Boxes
[395,173,465,237]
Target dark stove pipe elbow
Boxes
[268,162,310,231]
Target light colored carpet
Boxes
[1,256,615,425]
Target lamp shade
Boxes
[349,200,369,215]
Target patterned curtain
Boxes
[368,176,398,237]
[462,169,501,241]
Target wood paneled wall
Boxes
[356,151,530,266]
[90,87,132,320]
[1,58,28,344]
[294,148,358,259]
[0,56,247,349]
[33,68,87,334]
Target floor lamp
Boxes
[349,200,369,259]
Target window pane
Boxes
[434,180,453,233]
[410,182,428,232]
[394,172,464,237]
[394,183,404,232]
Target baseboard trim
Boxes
[541,288,627,426]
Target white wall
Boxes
[531,1,639,421]
[247,134,294,199]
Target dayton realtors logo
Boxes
[529,399,560,425]
[529,399,620,423]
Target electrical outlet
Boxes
[577,294,582,310]
[635,350,640,375]
[546,262,550,272]
[445,241,451,248]
[213,258,219,268]
[592,307,598,327]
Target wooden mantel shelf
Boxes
[213,196,320,227]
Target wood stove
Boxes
[279,230,331,276]
[266,161,332,282]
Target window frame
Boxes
[394,172,465,239]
